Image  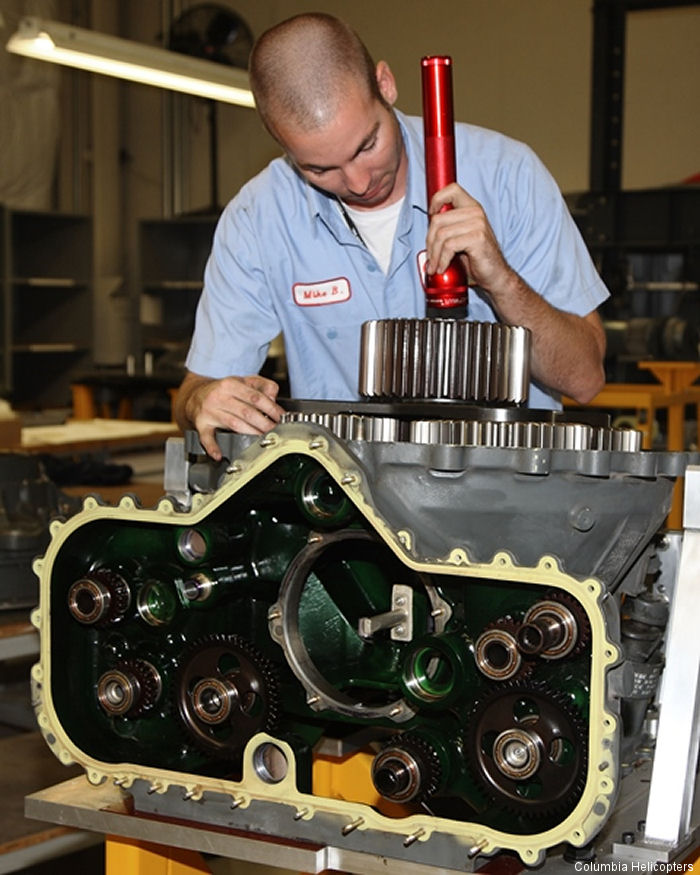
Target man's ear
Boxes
[376,60,398,105]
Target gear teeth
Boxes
[541,590,592,657]
[175,633,281,759]
[116,657,162,718]
[376,732,443,803]
[467,680,588,819]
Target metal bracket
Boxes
[642,466,700,847]
[358,584,413,642]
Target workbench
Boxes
[18,417,179,456]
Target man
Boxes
[175,13,607,460]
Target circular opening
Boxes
[137,581,177,626]
[177,528,209,563]
[181,574,213,602]
[549,736,575,766]
[513,696,539,722]
[253,742,288,784]
[298,469,351,525]
[76,589,97,615]
[475,629,520,680]
[405,646,455,701]
[518,624,543,653]
[485,640,510,669]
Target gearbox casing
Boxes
[31,421,686,868]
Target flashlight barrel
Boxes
[421,55,457,203]
[421,55,468,317]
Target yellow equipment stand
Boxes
[100,750,393,875]
[105,836,211,874]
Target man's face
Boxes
[275,78,407,211]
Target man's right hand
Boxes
[175,371,285,460]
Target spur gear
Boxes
[67,567,131,626]
[96,657,162,718]
[176,634,280,758]
[519,592,591,660]
[468,682,587,818]
[371,733,443,803]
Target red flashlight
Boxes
[421,55,469,317]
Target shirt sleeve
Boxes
[498,144,609,318]
[185,194,282,379]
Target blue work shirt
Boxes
[186,110,609,409]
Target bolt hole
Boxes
[177,528,208,563]
[254,742,288,784]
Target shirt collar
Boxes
[395,109,428,214]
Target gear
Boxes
[519,591,591,660]
[96,657,162,718]
[67,567,131,626]
[175,634,280,759]
[467,681,587,818]
[371,733,443,803]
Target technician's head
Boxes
[249,13,407,210]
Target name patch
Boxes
[293,277,351,307]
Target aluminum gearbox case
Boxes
[31,421,690,868]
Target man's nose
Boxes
[343,163,372,196]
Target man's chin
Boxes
[345,186,392,210]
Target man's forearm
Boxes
[488,270,606,404]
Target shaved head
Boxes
[249,13,382,138]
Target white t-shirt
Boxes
[343,197,405,274]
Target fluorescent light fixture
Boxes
[6,16,255,108]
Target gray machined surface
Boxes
[185,425,695,590]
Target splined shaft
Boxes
[359,318,531,404]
